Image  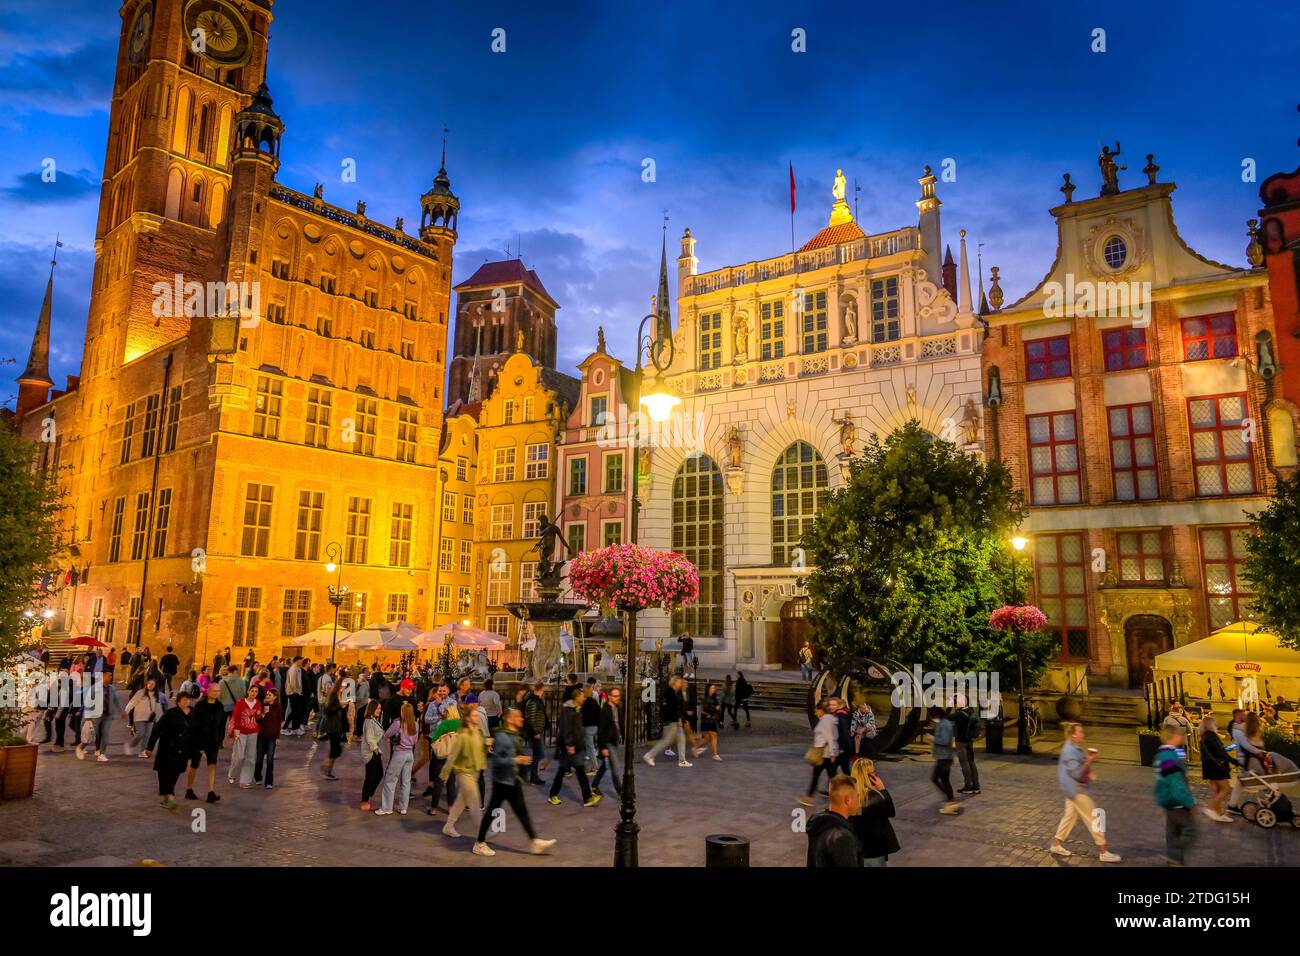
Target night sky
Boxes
[2,0,1297,407]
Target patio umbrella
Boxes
[67,636,108,647]
[414,622,506,649]
[340,622,419,651]
[292,626,351,647]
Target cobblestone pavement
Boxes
[0,713,1291,867]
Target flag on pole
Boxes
[789,162,796,213]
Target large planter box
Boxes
[1137,732,1160,767]
[0,743,38,800]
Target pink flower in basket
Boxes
[568,544,699,613]
[988,604,1049,632]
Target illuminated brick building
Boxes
[16,0,459,669]
[983,150,1295,690]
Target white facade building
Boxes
[638,167,989,670]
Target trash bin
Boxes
[985,717,1004,754]
[705,833,750,867]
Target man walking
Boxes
[522,681,548,785]
[798,640,814,682]
[581,677,602,772]
[593,686,623,798]
[1154,725,1197,865]
[548,688,599,806]
[186,682,226,803]
[473,707,557,857]
[1049,722,1121,862]
[644,675,691,768]
[159,645,180,695]
[954,697,982,795]
[930,707,961,815]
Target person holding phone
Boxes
[1049,722,1121,862]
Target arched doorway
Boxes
[779,596,812,670]
[1124,614,1173,688]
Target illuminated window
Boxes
[353,398,378,456]
[390,502,413,567]
[771,441,828,565]
[233,587,261,647]
[1034,533,1090,660]
[801,291,828,353]
[295,491,323,561]
[493,446,516,482]
[1189,394,1254,496]
[281,589,311,638]
[1200,526,1255,630]
[760,300,785,360]
[523,501,546,539]
[870,277,900,342]
[1117,530,1165,584]
[525,442,549,480]
[305,388,331,448]
[109,497,126,562]
[1028,411,1081,504]
[152,488,172,558]
[672,454,723,639]
[241,483,273,557]
[396,408,418,463]
[489,504,513,539]
[487,562,511,607]
[1108,403,1157,501]
[345,496,371,564]
[130,491,150,561]
[253,375,282,439]
[699,311,723,369]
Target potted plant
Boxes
[567,544,699,615]
[1137,726,1161,766]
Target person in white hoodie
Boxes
[123,678,169,756]
[284,659,305,735]
[800,700,841,807]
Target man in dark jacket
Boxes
[158,645,180,694]
[581,679,602,772]
[185,683,227,804]
[644,675,691,767]
[548,689,597,806]
[592,686,624,798]
[522,682,548,785]
[953,700,982,795]
[807,776,863,867]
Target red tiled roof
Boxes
[454,259,558,307]
[798,220,866,252]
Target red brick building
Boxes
[983,151,1294,691]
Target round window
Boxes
[1103,235,1128,270]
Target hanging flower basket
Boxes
[567,544,699,614]
[988,604,1048,633]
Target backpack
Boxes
[433,730,457,759]
[966,708,982,740]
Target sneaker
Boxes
[265,785,273,790]
[712,754,723,762]
[185,789,198,801]
[397,809,407,815]
[96,754,109,763]
[798,795,814,807]
[1099,851,1122,863]
[227,777,235,785]
[643,755,655,767]
[323,773,339,781]
[665,749,675,758]
[530,838,557,855]
[677,760,693,768]
[1048,844,1072,858]
[472,842,496,857]
[75,746,86,760]
[442,824,461,838]
[51,745,64,753]
[583,794,602,807]
[206,792,220,804]
[938,803,961,815]
[548,796,562,805]
[360,802,371,811]
[160,798,178,811]
[592,787,603,798]
[374,809,393,816]
[239,783,253,789]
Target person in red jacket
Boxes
[255,688,283,790]
[229,685,262,789]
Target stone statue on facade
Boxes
[726,425,743,470]
[597,325,606,353]
[832,168,847,203]
[1099,142,1124,196]
[733,315,749,361]
[834,412,856,457]
[962,399,980,444]
[313,182,324,199]
[842,297,858,343]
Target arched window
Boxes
[164,167,183,220]
[672,454,723,639]
[771,441,828,566]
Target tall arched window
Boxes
[672,454,723,639]
[771,441,829,565]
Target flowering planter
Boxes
[568,544,699,615]
[0,742,38,800]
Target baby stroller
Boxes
[1237,752,1300,830]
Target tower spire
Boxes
[656,213,672,336]
[16,240,60,418]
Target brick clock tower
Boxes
[89,0,271,378]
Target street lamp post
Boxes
[1009,535,1032,756]
[614,303,678,869]
[325,541,348,664]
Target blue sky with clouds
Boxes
[1,0,1297,407]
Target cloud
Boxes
[0,40,115,117]
[2,167,99,204]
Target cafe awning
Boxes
[1153,621,1300,679]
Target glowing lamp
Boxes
[640,389,681,423]
[1010,536,1029,552]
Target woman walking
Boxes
[145,689,195,811]
[440,696,487,838]
[376,701,419,815]
[229,683,263,788]
[693,683,723,761]
[359,701,385,810]
[1198,715,1234,822]
[850,759,900,866]
[255,687,283,789]
[124,677,168,757]
[320,684,347,780]
[800,700,839,807]
[733,672,754,728]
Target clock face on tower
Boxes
[127,1,154,64]
[183,0,252,67]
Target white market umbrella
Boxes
[339,621,419,651]
[415,622,506,650]
[294,625,351,647]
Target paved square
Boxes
[0,713,1290,867]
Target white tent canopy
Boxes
[293,626,351,647]
[1154,622,1300,679]
[414,622,506,649]
[338,621,420,651]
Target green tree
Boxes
[802,421,1056,686]
[0,427,61,742]
[1244,472,1300,649]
